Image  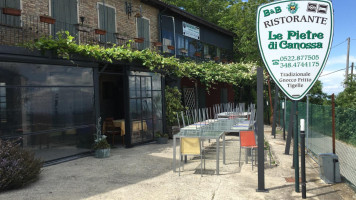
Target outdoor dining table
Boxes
[172,118,244,175]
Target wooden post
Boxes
[332,93,335,154]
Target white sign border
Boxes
[256,0,334,101]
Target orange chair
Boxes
[239,130,258,170]
[103,118,121,145]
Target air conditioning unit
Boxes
[318,153,341,184]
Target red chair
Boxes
[239,130,258,170]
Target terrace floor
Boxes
[1,126,355,200]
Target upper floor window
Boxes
[137,17,150,50]
[51,0,78,36]
[98,3,116,44]
[162,29,173,53]
[0,0,21,27]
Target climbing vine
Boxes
[24,31,256,88]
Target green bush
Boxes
[165,86,186,126]
[93,138,110,150]
[0,139,42,191]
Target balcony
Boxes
[0,14,232,62]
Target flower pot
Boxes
[40,15,56,24]
[134,37,144,43]
[153,42,162,47]
[204,55,211,59]
[167,45,175,50]
[95,148,110,158]
[179,48,187,54]
[194,52,201,57]
[95,29,106,35]
[2,8,21,16]
[214,56,220,61]
[157,137,168,144]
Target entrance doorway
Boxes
[100,73,125,146]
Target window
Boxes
[98,3,116,44]
[137,17,150,50]
[0,0,21,27]
[51,0,78,36]
[162,29,173,53]
[217,48,221,58]
[204,44,209,58]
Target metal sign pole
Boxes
[257,67,268,192]
[294,101,300,193]
[272,86,279,138]
[300,119,307,199]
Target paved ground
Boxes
[1,126,355,200]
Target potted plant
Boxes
[95,29,106,35]
[40,15,56,24]
[153,41,162,47]
[93,117,110,158]
[134,37,144,43]
[2,7,21,16]
[194,51,201,57]
[167,45,175,50]
[179,48,188,54]
[155,131,168,144]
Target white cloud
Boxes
[325,55,356,69]
[319,69,345,95]
[318,54,356,95]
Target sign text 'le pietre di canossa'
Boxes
[257,0,334,100]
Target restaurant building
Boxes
[0,0,234,164]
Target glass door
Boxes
[128,71,162,145]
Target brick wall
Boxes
[1,0,159,47]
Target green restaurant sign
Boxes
[257,0,334,100]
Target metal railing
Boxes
[279,100,356,187]
[0,14,233,62]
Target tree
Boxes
[336,76,356,108]
[300,80,328,105]
[162,0,230,25]
[218,0,271,64]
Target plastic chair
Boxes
[239,130,258,170]
[179,137,205,176]
[103,118,121,145]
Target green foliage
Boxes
[335,107,356,146]
[155,131,168,138]
[93,138,110,150]
[165,86,186,126]
[0,139,42,191]
[218,0,272,64]
[23,31,255,89]
[299,80,328,105]
[336,76,356,109]
[162,0,230,25]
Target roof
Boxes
[140,0,235,37]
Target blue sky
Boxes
[318,0,356,95]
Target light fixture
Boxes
[125,1,142,19]
[80,16,85,25]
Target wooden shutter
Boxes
[52,0,78,36]
[0,0,20,27]
[98,4,116,44]
[137,18,149,50]
[106,6,116,43]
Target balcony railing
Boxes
[0,14,233,62]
